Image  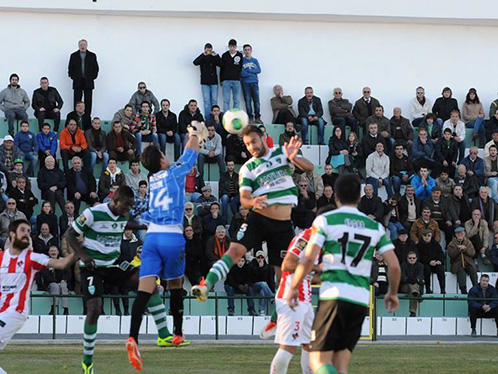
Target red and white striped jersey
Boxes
[0,249,49,315]
[276,229,315,304]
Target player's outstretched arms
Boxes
[283,135,314,172]
[48,252,76,270]
[382,249,401,313]
[240,190,268,210]
[64,226,96,271]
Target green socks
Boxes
[316,364,338,374]
[83,321,97,365]
[205,254,234,289]
[147,293,171,338]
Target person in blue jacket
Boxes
[468,274,498,337]
[411,127,436,174]
[460,146,484,186]
[36,122,58,166]
[241,44,262,124]
[411,166,435,202]
[14,120,38,177]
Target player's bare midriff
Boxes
[255,204,292,221]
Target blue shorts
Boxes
[139,232,186,280]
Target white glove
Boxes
[188,121,208,145]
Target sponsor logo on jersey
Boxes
[88,285,95,295]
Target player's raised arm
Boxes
[48,251,76,270]
[287,242,321,309]
[381,249,401,313]
[64,226,96,270]
[283,135,314,172]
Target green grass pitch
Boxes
[1,343,497,374]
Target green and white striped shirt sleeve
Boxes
[72,208,94,235]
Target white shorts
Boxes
[0,311,26,350]
[274,299,314,346]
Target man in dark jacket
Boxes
[202,203,226,246]
[178,99,204,146]
[32,77,64,131]
[358,184,383,223]
[468,274,498,337]
[248,250,275,315]
[471,186,498,232]
[435,128,459,178]
[360,122,386,161]
[68,39,99,115]
[155,99,180,160]
[416,230,445,294]
[106,121,137,162]
[85,117,109,175]
[220,39,243,112]
[225,133,249,165]
[292,179,316,229]
[366,105,392,153]
[297,87,326,145]
[66,156,98,214]
[401,251,424,317]
[447,185,472,226]
[228,206,249,239]
[219,158,239,222]
[39,246,71,315]
[37,155,66,213]
[224,256,257,316]
[391,143,414,194]
[460,146,485,186]
[328,87,358,136]
[59,201,76,236]
[422,186,456,242]
[398,185,421,229]
[8,175,38,220]
[193,43,223,116]
[184,225,204,285]
[393,228,417,265]
[65,100,91,131]
[432,87,459,123]
[353,86,381,129]
[390,107,413,150]
[206,105,228,146]
[183,202,203,238]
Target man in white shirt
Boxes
[409,86,432,127]
[442,110,466,163]
[366,142,393,197]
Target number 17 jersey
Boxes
[309,206,394,307]
[141,147,198,226]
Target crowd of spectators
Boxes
[5,38,498,318]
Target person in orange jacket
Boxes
[60,118,89,174]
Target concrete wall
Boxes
[1,2,497,123]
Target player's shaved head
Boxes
[114,185,134,201]
[335,174,361,206]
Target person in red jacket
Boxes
[59,118,89,174]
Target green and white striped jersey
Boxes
[239,146,298,207]
[309,206,394,307]
[72,203,129,267]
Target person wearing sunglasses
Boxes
[328,87,358,137]
[409,86,432,127]
[128,81,159,114]
[352,86,381,130]
[400,251,424,317]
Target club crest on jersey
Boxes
[236,223,248,241]
[88,285,95,295]
[292,332,299,340]
[17,261,24,268]
[77,214,87,225]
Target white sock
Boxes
[300,349,312,374]
[270,348,294,374]
[0,367,7,374]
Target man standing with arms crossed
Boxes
[287,174,400,374]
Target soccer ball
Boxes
[222,108,249,135]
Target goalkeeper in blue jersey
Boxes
[126,121,206,371]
